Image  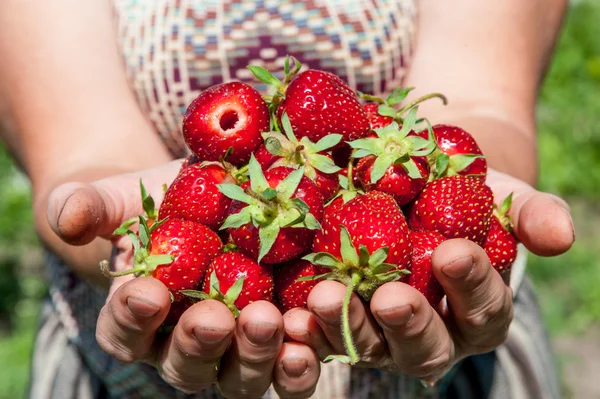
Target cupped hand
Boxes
[46,161,320,398]
[284,168,574,383]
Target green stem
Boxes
[232,164,249,181]
[341,271,363,365]
[100,260,148,278]
[347,150,357,191]
[395,93,448,117]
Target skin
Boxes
[0,0,573,396]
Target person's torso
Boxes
[113,0,417,156]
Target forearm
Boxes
[0,0,172,285]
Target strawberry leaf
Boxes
[180,290,210,300]
[310,154,341,174]
[358,244,370,267]
[264,136,288,157]
[148,216,168,234]
[398,107,418,137]
[280,112,298,143]
[386,87,414,106]
[312,134,343,152]
[448,154,484,174]
[301,213,321,230]
[499,193,513,215]
[262,188,278,200]
[248,154,271,194]
[248,65,281,87]
[114,217,137,236]
[127,231,141,252]
[140,180,157,219]
[209,270,221,297]
[368,247,389,268]
[145,254,174,271]
[224,276,245,304]
[435,153,450,179]
[220,207,253,230]
[339,226,358,266]
[284,56,290,75]
[377,104,396,118]
[400,158,424,179]
[370,154,396,184]
[296,272,331,282]
[302,252,345,269]
[258,223,280,263]
[338,174,349,190]
[217,183,254,204]
[138,216,151,248]
[276,167,305,200]
[279,208,305,228]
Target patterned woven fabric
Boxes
[113,0,416,157]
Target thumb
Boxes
[486,169,575,257]
[46,160,182,245]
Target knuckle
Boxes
[463,290,505,332]
[108,299,145,334]
[96,330,137,364]
[402,307,433,341]
[403,346,453,378]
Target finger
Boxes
[272,342,321,399]
[217,301,284,399]
[487,169,574,256]
[307,281,388,366]
[283,307,335,360]
[432,239,513,354]
[96,277,171,363]
[156,300,236,394]
[46,160,182,245]
[370,282,455,381]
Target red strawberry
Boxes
[179,154,201,172]
[305,191,411,364]
[483,194,518,272]
[348,109,436,205]
[183,82,269,165]
[412,124,487,179]
[407,230,447,307]
[407,176,494,245]
[356,155,429,206]
[219,156,324,264]
[363,103,393,129]
[102,218,223,303]
[275,70,370,143]
[159,163,233,230]
[202,252,273,312]
[274,259,328,312]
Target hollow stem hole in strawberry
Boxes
[219,110,239,131]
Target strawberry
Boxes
[356,155,429,206]
[274,259,328,312]
[363,103,393,129]
[407,176,494,245]
[218,155,323,264]
[348,108,436,206]
[255,113,342,201]
[305,190,411,364]
[483,194,518,272]
[249,61,370,144]
[414,124,487,179]
[159,163,233,230]
[102,217,222,303]
[183,81,269,165]
[180,154,200,171]
[406,230,447,307]
[201,252,273,313]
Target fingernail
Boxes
[311,304,341,327]
[558,206,576,243]
[243,321,278,346]
[47,191,76,234]
[442,255,474,279]
[193,327,232,345]
[376,305,413,328]
[282,357,308,378]
[126,296,160,318]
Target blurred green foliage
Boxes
[0,1,599,397]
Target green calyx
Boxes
[218,154,321,263]
[249,55,302,115]
[263,112,342,180]
[359,87,447,124]
[181,270,245,318]
[493,193,514,232]
[100,181,174,279]
[429,150,485,180]
[300,225,409,365]
[348,107,437,184]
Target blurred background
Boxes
[1,1,599,398]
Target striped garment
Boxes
[27,1,560,398]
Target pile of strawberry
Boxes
[101,57,518,364]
